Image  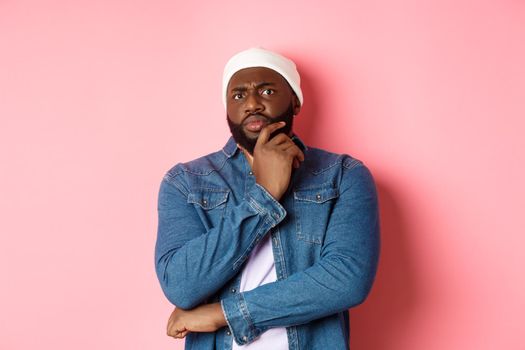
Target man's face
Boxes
[226,67,301,155]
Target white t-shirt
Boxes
[231,233,289,350]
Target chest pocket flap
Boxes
[187,189,229,210]
[294,186,339,203]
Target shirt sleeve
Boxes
[220,162,380,346]
[155,170,287,309]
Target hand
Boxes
[166,303,227,339]
[239,121,305,201]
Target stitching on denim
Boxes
[254,183,285,210]
[293,188,340,203]
[180,153,231,176]
[247,186,285,225]
[185,188,230,212]
[285,326,299,350]
[274,228,289,279]
[293,195,302,239]
[309,154,363,175]
[163,174,189,197]
[342,157,363,170]
[221,146,240,158]
[220,299,235,337]
[189,187,230,193]
[165,165,183,177]
[238,293,256,341]
[247,196,264,215]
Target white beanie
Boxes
[222,47,303,109]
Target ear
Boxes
[292,94,301,115]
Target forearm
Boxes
[155,177,286,309]
[166,302,227,340]
[221,248,379,343]
[221,163,380,345]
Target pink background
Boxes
[1,1,524,349]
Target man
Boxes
[155,47,380,350]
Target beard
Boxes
[226,103,295,156]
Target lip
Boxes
[243,114,269,125]
[243,114,270,132]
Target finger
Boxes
[174,329,188,339]
[168,327,187,338]
[278,139,298,151]
[256,121,286,146]
[286,146,305,163]
[279,143,302,169]
[281,142,305,161]
[267,132,291,146]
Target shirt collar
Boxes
[222,132,308,158]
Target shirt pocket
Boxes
[187,188,230,230]
[293,184,340,245]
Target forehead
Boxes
[227,67,288,90]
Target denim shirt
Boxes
[155,134,380,350]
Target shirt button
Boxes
[202,199,208,206]
[248,171,253,175]
[242,336,248,342]
[231,288,236,293]
[316,194,321,201]
[273,213,280,220]
[226,329,231,336]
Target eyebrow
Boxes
[230,82,276,93]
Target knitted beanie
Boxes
[222,47,303,109]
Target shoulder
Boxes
[302,146,364,175]
[300,145,377,195]
[162,148,229,188]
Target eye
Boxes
[262,89,275,96]
[232,93,243,100]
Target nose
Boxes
[244,91,264,114]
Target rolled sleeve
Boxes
[221,293,260,345]
[245,182,287,227]
[155,170,289,309]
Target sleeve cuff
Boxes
[245,182,287,227]
[221,293,260,345]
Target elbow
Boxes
[155,259,202,309]
[346,275,376,308]
[350,286,371,307]
[161,283,200,310]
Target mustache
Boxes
[242,113,271,125]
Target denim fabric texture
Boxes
[155,134,380,350]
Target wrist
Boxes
[212,302,228,328]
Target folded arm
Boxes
[220,163,381,345]
[155,170,287,309]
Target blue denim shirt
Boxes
[155,134,380,350]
